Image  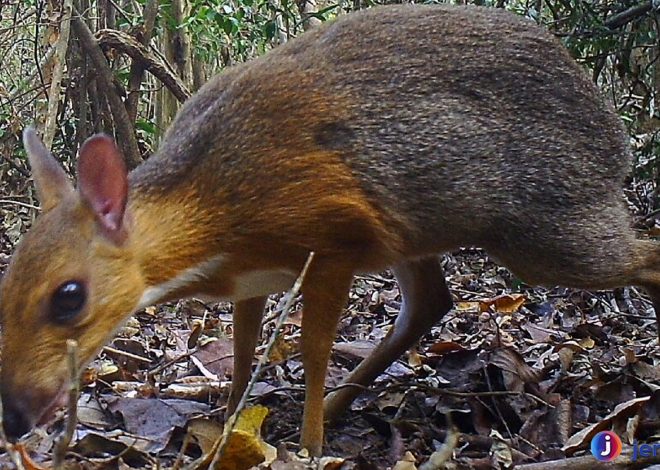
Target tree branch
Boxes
[71,11,142,168]
[604,0,657,30]
[43,0,74,150]
[125,0,158,123]
[96,28,191,104]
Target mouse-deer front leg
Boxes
[299,259,354,457]
[226,296,267,418]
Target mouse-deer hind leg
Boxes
[641,285,660,343]
[324,255,453,421]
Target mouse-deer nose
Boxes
[1,391,32,441]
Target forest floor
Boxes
[0,237,658,469]
[0,163,659,469]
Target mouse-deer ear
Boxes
[77,134,128,241]
[23,127,74,212]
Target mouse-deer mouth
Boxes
[36,385,69,426]
[1,380,68,440]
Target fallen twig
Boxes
[419,419,459,470]
[102,345,153,364]
[515,447,660,469]
[53,339,80,468]
[188,252,315,470]
[0,199,41,210]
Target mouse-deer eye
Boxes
[50,281,86,323]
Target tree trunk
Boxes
[157,0,194,141]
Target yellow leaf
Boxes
[270,335,296,363]
[213,406,276,470]
[456,301,480,312]
[579,337,595,350]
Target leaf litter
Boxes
[0,166,659,468]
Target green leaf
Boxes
[136,119,157,135]
[263,20,277,40]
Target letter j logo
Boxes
[591,431,623,462]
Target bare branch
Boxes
[96,28,191,104]
[604,0,656,30]
[71,11,142,168]
[43,0,74,150]
[125,0,159,123]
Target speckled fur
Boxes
[133,4,645,287]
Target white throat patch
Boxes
[136,255,225,309]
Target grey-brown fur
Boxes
[133,4,641,288]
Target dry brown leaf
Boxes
[522,323,556,344]
[562,396,650,454]
[270,334,296,363]
[188,320,204,348]
[557,347,575,372]
[578,337,595,349]
[488,348,542,384]
[320,457,347,469]
[144,306,157,315]
[489,430,513,469]
[554,340,586,353]
[456,301,481,313]
[15,444,47,470]
[193,336,235,379]
[408,348,423,368]
[480,294,526,313]
[188,417,224,455]
[283,308,303,327]
[427,341,464,355]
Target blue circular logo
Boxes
[591,431,622,462]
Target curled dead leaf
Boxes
[480,294,526,314]
[427,341,464,356]
[562,397,650,455]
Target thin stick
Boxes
[419,416,458,470]
[102,345,152,364]
[147,348,197,379]
[0,199,41,211]
[53,339,80,468]
[516,448,660,469]
[205,252,315,470]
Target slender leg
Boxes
[299,259,354,457]
[324,256,453,420]
[225,296,267,418]
[643,285,660,342]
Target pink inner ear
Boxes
[99,199,120,230]
[77,134,128,237]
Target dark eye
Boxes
[50,281,86,322]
